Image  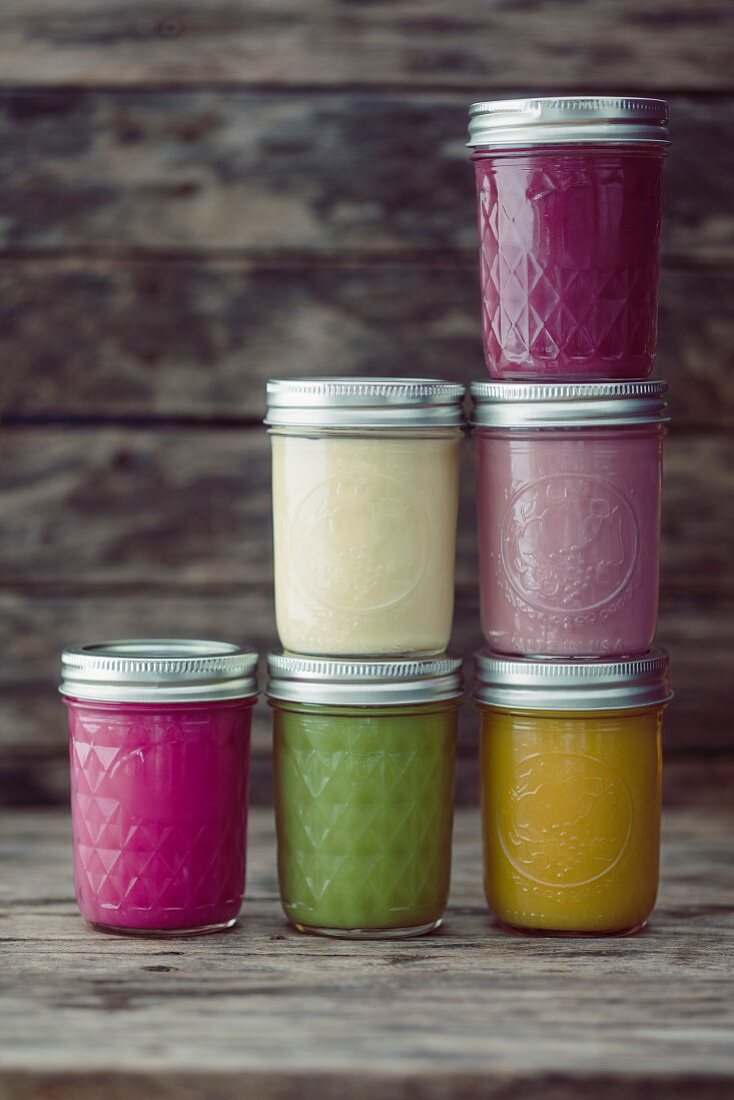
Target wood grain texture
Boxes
[0,588,730,808]
[0,92,731,264]
[0,0,732,821]
[0,259,732,425]
[1,798,733,1098]
[0,427,273,584]
[0,0,731,90]
[0,426,732,591]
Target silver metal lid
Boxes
[468,96,669,148]
[474,648,672,712]
[471,380,668,429]
[266,652,463,707]
[60,640,259,703]
[265,377,465,429]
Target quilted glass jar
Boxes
[472,380,667,658]
[474,649,671,936]
[467,97,669,379]
[61,640,258,936]
[266,377,464,657]
[267,653,462,938]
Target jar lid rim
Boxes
[60,639,259,702]
[467,96,669,147]
[473,648,672,711]
[470,379,669,428]
[265,376,466,429]
[266,651,464,706]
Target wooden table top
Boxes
[2,792,734,1099]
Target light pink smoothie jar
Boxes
[467,97,669,380]
[471,381,667,658]
[61,640,258,936]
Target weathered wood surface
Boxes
[0,93,731,264]
[0,0,731,91]
[0,591,731,808]
[1,793,733,1099]
[0,427,731,590]
[0,259,732,425]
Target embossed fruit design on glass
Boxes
[471,381,667,658]
[61,641,258,936]
[265,378,464,656]
[467,97,669,379]
[474,649,671,935]
[267,653,462,938]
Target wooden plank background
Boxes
[1,0,733,806]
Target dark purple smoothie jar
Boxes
[467,98,670,380]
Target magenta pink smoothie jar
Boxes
[61,640,258,936]
[471,381,667,658]
[467,97,669,380]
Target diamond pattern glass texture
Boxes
[67,699,252,933]
[273,704,456,934]
[473,147,665,379]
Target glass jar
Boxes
[467,97,669,380]
[267,653,462,938]
[265,378,464,656]
[474,649,671,936]
[471,381,667,658]
[61,640,258,936]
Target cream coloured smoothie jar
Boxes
[266,378,465,656]
[471,381,667,658]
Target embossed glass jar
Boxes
[467,97,669,379]
[61,640,258,936]
[472,381,667,658]
[474,649,671,936]
[267,653,462,938]
[266,378,464,656]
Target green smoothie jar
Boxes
[267,653,463,939]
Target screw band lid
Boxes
[265,377,465,429]
[473,648,672,711]
[267,652,463,707]
[60,640,258,703]
[468,96,669,148]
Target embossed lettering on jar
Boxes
[471,381,667,658]
[61,641,258,936]
[266,378,464,656]
[467,97,669,379]
[474,649,671,936]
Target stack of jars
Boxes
[263,378,466,938]
[468,96,673,935]
[59,96,674,943]
[62,384,469,941]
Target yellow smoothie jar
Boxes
[474,649,671,936]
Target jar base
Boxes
[282,647,448,659]
[496,919,648,939]
[292,918,442,940]
[483,367,655,383]
[485,646,652,661]
[88,917,238,938]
